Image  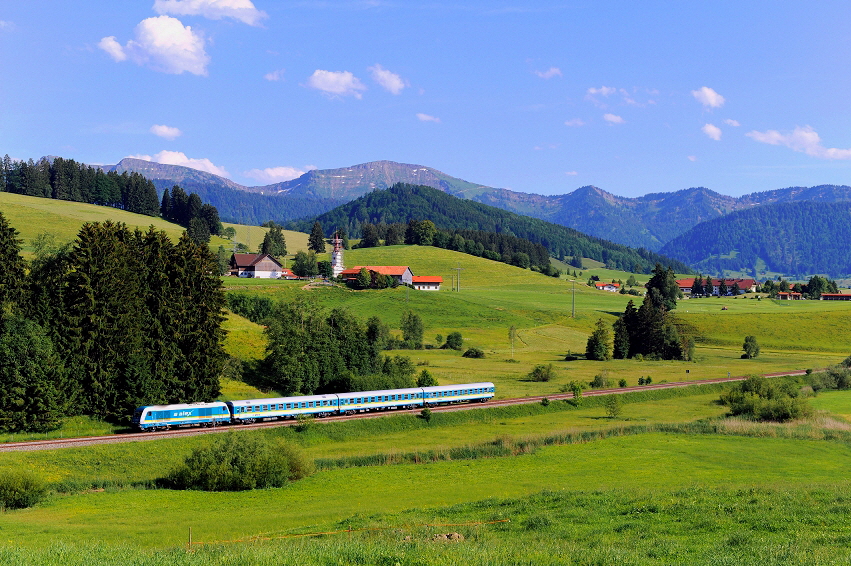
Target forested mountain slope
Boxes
[659,201,851,278]
[299,183,692,274]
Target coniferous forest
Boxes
[0,212,227,429]
[299,183,692,274]
[1,155,160,217]
[660,201,851,278]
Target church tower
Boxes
[331,230,345,277]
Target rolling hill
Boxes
[106,158,851,258]
[659,201,851,278]
[299,183,692,274]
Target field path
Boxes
[0,368,815,452]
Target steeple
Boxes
[331,230,345,277]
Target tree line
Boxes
[297,183,691,274]
[586,264,694,362]
[2,155,225,246]
[160,185,222,244]
[353,219,557,274]
[0,213,227,430]
[2,155,160,216]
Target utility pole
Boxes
[453,262,463,292]
[570,279,576,318]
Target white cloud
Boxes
[368,64,407,94]
[153,0,267,26]
[150,124,183,140]
[98,36,127,61]
[564,118,585,127]
[306,69,367,99]
[416,113,440,123]
[724,119,740,127]
[585,86,617,107]
[603,113,624,124]
[587,86,616,97]
[264,69,285,81]
[565,171,578,176]
[0,20,14,30]
[702,123,722,141]
[99,16,210,75]
[687,155,698,162]
[243,165,316,183]
[746,125,851,160]
[534,67,562,79]
[128,150,230,177]
[692,86,725,108]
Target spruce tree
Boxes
[0,316,65,432]
[308,221,326,253]
[585,318,612,361]
[0,212,26,312]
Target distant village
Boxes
[226,233,443,291]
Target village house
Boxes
[412,276,443,291]
[776,291,802,300]
[675,278,757,296]
[819,293,851,301]
[229,253,283,279]
[340,266,414,286]
[594,282,621,292]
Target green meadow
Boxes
[220,244,849,398]
[3,195,851,562]
[0,192,232,256]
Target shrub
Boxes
[720,375,810,422]
[603,395,623,418]
[165,431,313,491]
[462,348,485,359]
[589,373,610,388]
[416,369,438,387]
[742,335,760,359]
[618,378,627,387]
[528,364,555,382]
[645,376,652,385]
[444,332,463,351]
[0,470,47,510]
[540,397,550,407]
[419,407,432,423]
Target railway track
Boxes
[0,369,813,452]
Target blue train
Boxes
[131,382,495,431]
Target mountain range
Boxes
[101,157,851,278]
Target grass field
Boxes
[5,196,851,562]
[0,192,232,255]
[219,244,850,399]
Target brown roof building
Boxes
[229,253,284,278]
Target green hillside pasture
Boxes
[2,433,851,550]
[0,387,725,484]
[0,192,194,254]
[217,246,851,397]
[2,484,848,565]
[221,223,328,257]
[811,390,851,421]
[221,311,266,361]
[679,296,851,352]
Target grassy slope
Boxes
[221,245,849,398]
[0,192,231,254]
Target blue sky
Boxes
[4,1,851,197]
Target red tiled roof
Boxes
[413,276,442,283]
[342,266,411,276]
[595,282,620,288]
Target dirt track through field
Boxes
[0,369,813,452]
